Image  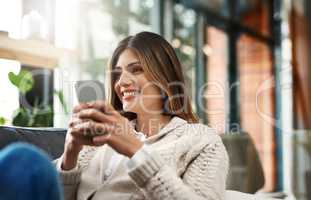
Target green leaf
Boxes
[8,70,34,94]
[12,108,31,126]
[54,90,68,114]
[8,72,19,87]
[0,117,6,125]
[32,106,53,127]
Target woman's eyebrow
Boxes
[126,61,141,68]
[115,61,140,69]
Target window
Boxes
[205,27,228,134]
[238,34,275,190]
[73,0,155,81]
[53,0,155,127]
[172,3,197,112]
[180,0,278,190]
[0,59,21,124]
[0,0,22,125]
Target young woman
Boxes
[55,31,229,200]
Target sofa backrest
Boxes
[0,126,66,159]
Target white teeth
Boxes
[123,91,137,97]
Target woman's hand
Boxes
[74,101,143,158]
[62,103,96,170]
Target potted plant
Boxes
[8,69,67,127]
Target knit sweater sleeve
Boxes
[127,138,229,200]
[54,146,98,200]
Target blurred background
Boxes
[0,0,310,199]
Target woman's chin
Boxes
[122,104,137,113]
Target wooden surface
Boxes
[0,35,75,69]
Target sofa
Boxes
[0,126,275,199]
[0,126,66,160]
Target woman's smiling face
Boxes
[114,48,163,115]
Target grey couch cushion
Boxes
[0,126,66,159]
[221,133,265,194]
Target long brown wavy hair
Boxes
[107,31,198,123]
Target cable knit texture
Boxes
[55,116,229,200]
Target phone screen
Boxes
[75,80,105,103]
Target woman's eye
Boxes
[130,66,143,74]
[113,68,122,80]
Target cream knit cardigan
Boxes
[55,117,229,200]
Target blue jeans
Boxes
[0,142,63,200]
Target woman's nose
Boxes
[117,71,133,86]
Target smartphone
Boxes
[75,80,105,103]
[75,80,108,137]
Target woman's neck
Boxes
[136,114,172,137]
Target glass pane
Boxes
[63,0,155,81]
[129,0,154,34]
[238,0,271,37]
[0,1,23,125]
[238,34,274,190]
[291,0,311,129]
[290,1,311,198]
[0,59,21,125]
[181,0,229,17]
[54,0,155,126]
[205,26,228,134]
[0,0,22,38]
[182,0,271,37]
[172,3,196,111]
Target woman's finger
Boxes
[92,134,112,146]
[73,103,90,113]
[68,128,95,146]
[73,120,115,137]
[78,108,114,123]
[87,101,119,115]
[68,117,91,128]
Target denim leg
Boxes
[0,142,63,200]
